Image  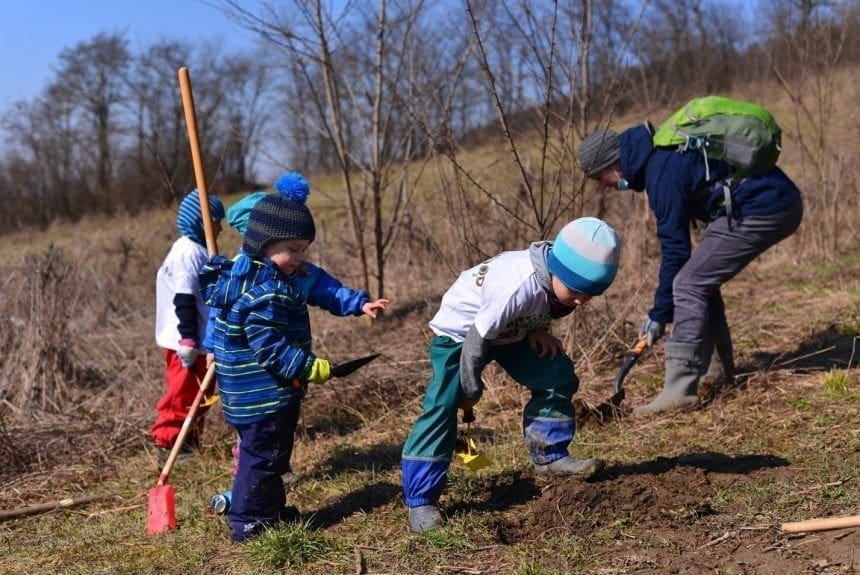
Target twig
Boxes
[848,336,858,369]
[797,476,853,494]
[698,531,735,549]
[354,546,366,575]
[0,494,110,521]
[86,503,145,518]
[771,345,835,368]
[436,567,482,574]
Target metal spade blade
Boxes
[330,353,382,379]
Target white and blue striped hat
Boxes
[547,217,621,296]
[176,189,225,247]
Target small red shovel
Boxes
[147,363,216,534]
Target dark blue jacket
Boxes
[619,123,801,324]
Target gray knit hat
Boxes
[579,129,621,177]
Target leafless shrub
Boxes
[0,411,29,474]
[0,246,90,417]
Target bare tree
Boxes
[219,0,449,296]
[762,0,858,255]
[49,33,131,212]
[128,40,195,206]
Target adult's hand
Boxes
[639,317,665,347]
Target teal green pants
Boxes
[401,335,578,507]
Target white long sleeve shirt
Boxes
[429,250,551,345]
[154,235,210,350]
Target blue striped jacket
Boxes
[199,255,314,424]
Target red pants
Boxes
[150,349,210,448]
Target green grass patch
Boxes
[247,519,333,569]
[821,369,853,399]
[786,397,813,410]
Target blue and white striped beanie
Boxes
[547,217,621,296]
[176,189,225,247]
[242,172,315,258]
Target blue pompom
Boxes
[274,172,310,204]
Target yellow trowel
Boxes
[455,408,492,472]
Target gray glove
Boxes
[459,326,490,408]
[639,317,665,347]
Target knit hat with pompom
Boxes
[242,172,316,257]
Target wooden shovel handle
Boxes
[781,514,860,534]
[178,67,218,258]
[156,363,216,485]
[159,67,220,487]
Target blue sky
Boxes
[0,0,258,108]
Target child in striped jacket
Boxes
[200,174,387,542]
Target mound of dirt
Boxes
[494,452,789,543]
[488,453,858,574]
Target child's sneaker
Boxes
[533,456,604,479]
[408,504,443,533]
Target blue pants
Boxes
[401,335,578,508]
[228,401,301,542]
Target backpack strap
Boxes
[714,177,746,230]
[688,176,745,229]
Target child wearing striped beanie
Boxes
[151,189,225,459]
[401,217,621,534]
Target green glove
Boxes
[307,358,331,385]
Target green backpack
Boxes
[652,95,782,179]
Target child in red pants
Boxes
[150,189,224,458]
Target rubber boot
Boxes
[408,504,443,533]
[632,341,702,416]
[700,324,736,399]
[534,455,604,479]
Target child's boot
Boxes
[408,504,443,533]
[534,455,604,478]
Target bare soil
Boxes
[487,458,857,574]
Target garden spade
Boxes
[147,66,220,535]
[291,353,381,388]
[455,408,492,472]
[330,353,382,378]
[611,335,649,407]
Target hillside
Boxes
[0,82,858,573]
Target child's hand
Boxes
[307,358,331,384]
[527,329,564,359]
[362,298,390,319]
[177,339,199,368]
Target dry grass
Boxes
[0,75,858,574]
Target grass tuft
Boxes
[820,369,854,399]
[247,519,332,569]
